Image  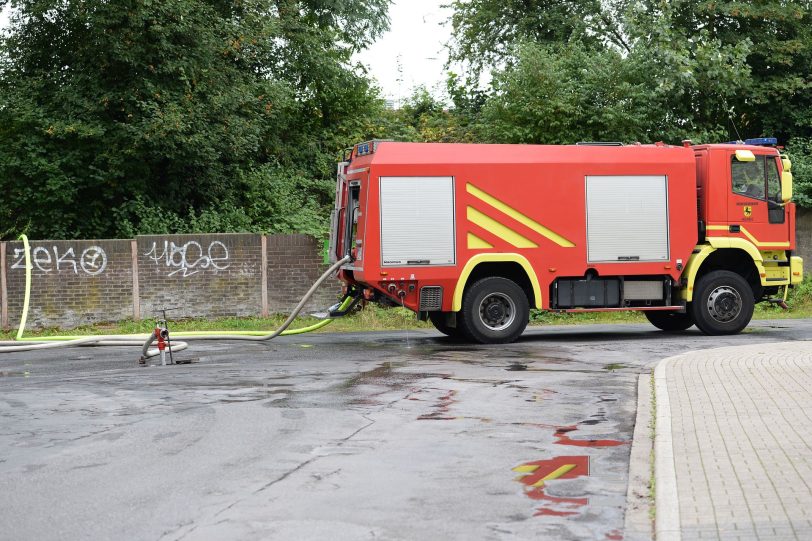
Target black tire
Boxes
[428,312,463,338]
[690,270,754,335]
[644,310,694,332]
[458,277,529,344]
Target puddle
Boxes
[341,363,448,391]
[553,425,625,448]
[513,456,589,517]
[506,362,528,371]
[603,363,626,371]
[525,388,558,403]
[0,371,28,377]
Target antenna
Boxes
[725,100,743,142]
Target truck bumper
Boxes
[791,256,804,285]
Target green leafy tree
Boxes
[479,42,657,144]
[0,0,390,238]
[447,0,811,148]
[630,0,812,141]
[787,138,812,208]
[446,0,631,81]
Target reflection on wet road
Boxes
[1,320,811,540]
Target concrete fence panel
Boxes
[1,234,341,330]
[136,233,263,321]
[4,239,134,329]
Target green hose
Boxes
[12,236,352,343]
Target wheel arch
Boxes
[683,243,764,302]
[451,254,542,311]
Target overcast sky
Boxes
[355,0,453,104]
[0,1,451,102]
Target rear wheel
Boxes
[644,310,694,332]
[458,277,529,344]
[690,270,754,335]
[428,312,462,338]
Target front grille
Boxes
[419,286,443,311]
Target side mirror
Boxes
[781,155,793,203]
[734,149,755,162]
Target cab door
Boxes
[729,152,790,249]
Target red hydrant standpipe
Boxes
[140,323,172,366]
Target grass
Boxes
[4,277,811,340]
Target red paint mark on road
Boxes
[606,529,623,540]
[418,390,457,420]
[554,425,625,447]
[513,456,589,517]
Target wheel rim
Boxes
[478,293,516,331]
[706,285,742,323]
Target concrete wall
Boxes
[1,217,809,331]
[1,234,341,330]
[796,208,812,275]
[266,234,340,314]
[4,239,134,330]
[136,234,263,321]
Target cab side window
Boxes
[731,156,766,200]
[766,157,782,203]
[766,157,785,224]
[730,154,785,224]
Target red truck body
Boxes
[330,141,802,343]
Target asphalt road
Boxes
[1,319,811,541]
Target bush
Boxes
[786,138,812,208]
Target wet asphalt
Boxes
[1,319,811,541]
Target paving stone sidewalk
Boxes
[655,341,812,541]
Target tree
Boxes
[0,0,390,239]
[787,138,812,208]
[479,42,656,144]
[446,0,631,84]
[447,0,811,146]
[628,0,812,142]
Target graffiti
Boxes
[11,245,108,276]
[143,240,230,277]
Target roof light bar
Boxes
[725,137,778,146]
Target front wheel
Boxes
[644,310,694,332]
[690,270,754,335]
[458,277,529,344]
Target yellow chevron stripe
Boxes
[512,464,539,474]
[706,224,790,248]
[467,233,494,249]
[467,183,575,247]
[467,207,538,248]
[739,227,790,248]
[531,464,577,488]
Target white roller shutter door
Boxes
[380,176,456,266]
[586,175,670,263]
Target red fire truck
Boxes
[328,139,803,344]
